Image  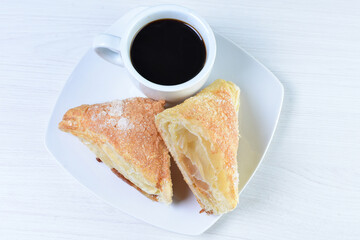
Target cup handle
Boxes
[93,34,124,66]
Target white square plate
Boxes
[45,7,283,235]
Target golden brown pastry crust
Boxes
[59,97,172,204]
[155,79,240,214]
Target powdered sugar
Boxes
[108,100,123,117]
[116,117,133,130]
[106,117,133,130]
[90,100,133,131]
[91,110,106,121]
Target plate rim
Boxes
[215,32,284,197]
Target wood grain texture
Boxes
[0,0,360,239]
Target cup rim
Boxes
[121,5,216,92]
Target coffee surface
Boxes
[130,19,206,86]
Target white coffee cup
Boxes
[93,5,216,103]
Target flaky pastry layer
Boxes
[59,97,172,204]
[155,79,240,214]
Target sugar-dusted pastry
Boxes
[59,98,172,204]
[155,79,240,214]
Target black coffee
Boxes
[130,19,206,86]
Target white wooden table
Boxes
[1,0,359,239]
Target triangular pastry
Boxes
[59,97,172,204]
[155,79,240,214]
